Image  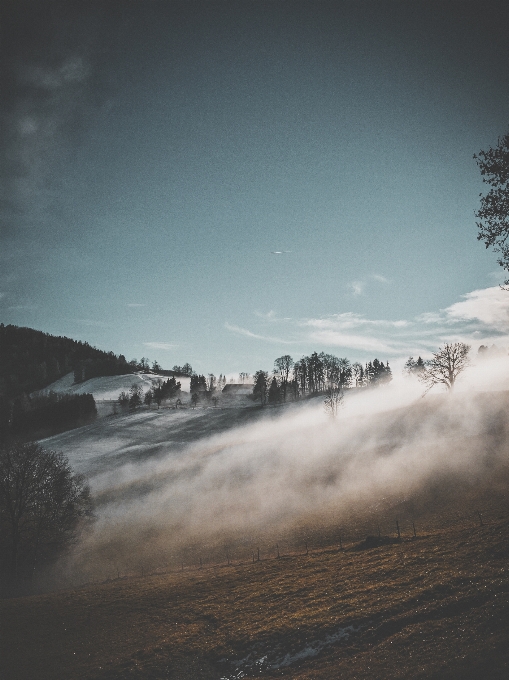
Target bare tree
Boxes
[351,362,364,387]
[418,343,471,394]
[324,387,344,419]
[274,355,294,401]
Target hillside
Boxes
[34,385,509,588]
[1,487,508,680]
[4,380,509,678]
[41,372,192,401]
[0,324,138,441]
[39,372,192,418]
[0,324,133,399]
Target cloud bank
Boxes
[54,354,509,584]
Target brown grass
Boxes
[2,486,509,680]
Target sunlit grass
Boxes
[2,486,509,679]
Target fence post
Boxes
[396,520,401,540]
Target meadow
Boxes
[3,375,509,678]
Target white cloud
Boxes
[348,280,364,295]
[347,274,389,296]
[304,313,409,331]
[143,342,177,351]
[307,329,393,353]
[226,287,509,360]
[253,310,293,323]
[224,323,295,344]
[254,310,277,320]
[445,286,509,332]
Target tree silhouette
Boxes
[418,343,470,394]
[475,130,509,285]
[268,377,281,404]
[274,355,293,401]
[324,387,344,419]
[0,442,91,583]
[404,356,426,375]
[253,370,268,406]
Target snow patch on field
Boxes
[38,372,190,400]
[220,624,360,677]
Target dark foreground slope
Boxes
[2,486,508,680]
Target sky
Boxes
[2,0,509,377]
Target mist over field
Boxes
[43,356,509,584]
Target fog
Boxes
[58,357,509,582]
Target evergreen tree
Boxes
[268,377,281,404]
[190,375,207,394]
[129,383,143,409]
[404,356,426,375]
[252,370,268,406]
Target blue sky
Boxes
[2,1,509,376]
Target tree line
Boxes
[9,392,97,440]
[252,353,392,406]
[119,377,182,411]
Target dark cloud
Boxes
[0,1,123,238]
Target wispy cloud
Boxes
[304,313,408,331]
[348,280,364,296]
[253,310,292,323]
[306,329,394,353]
[143,342,177,351]
[226,287,509,359]
[348,274,389,296]
[224,322,296,344]
[126,303,145,308]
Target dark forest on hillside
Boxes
[0,325,131,441]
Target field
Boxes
[2,499,509,680]
[3,383,509,678]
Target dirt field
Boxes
[2,503,508,680]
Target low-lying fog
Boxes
[48,357,509,583]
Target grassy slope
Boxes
[4,391,509,679]
[2,505,509,680]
